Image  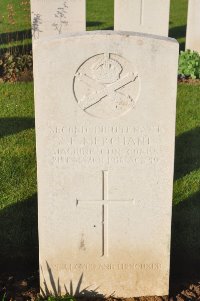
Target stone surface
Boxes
[33,31,178,298]
[186,0,200,52]
[114,0,170,36]
[30,0,85,40]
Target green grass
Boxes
[0,83,36,209]
[172,83,200,277]
[87,0,114,30]
[0,83,37,264]
[0,0,200,279]
[170,0,188,50]
[0,0,30,34]
[0,0,31,51]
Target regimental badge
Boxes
[73,53,140,119]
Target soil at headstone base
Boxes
[178,78,200,84]
[0,270,200,301]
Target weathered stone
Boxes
[114,0,170,36]
[30,0,85,40]
[186,0,200,52]
[33,31,178,297]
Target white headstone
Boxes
[33,31,178,298]
[114,0,170,36]
[186,0,200,52]
[31,0,86,40]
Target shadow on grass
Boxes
[0,43,32,56]
[169,25,186,40]
[174,127,200,180]
[0,29,32,45]
[169,25,186,51]
[0,194,38,274]
[86,21,103,27]
[86,24,113,30]
[170,189,200,290]
[0,117,35,139]
[104,26,114,30]
[170,126,200,292]
[41,263,104,298]
[178,42,185,52]
[0,29,32,55]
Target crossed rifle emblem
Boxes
[76,68,138,111]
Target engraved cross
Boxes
[140,0,144,25]
[76,171,134,257]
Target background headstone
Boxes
[31,0,86,40]
[33,32,178,297]
[114,0,170,36]
[186,0,200,52]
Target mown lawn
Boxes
[172,83,200,277]
[0,83,37,267]
[0,0,200,279]
[0,0,30,34]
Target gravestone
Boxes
[114,0,170,36]
[186,0,200,52]
[33,31,178,297]
[30,0,85,40]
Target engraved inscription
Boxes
[73,53,140,119]
[51,263,162,271]
[76,171,134,257]
[46,125,161,168]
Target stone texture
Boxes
[33,31,179,298]
[114,0,170,36]
[186,0,200,52]
[30,0,85,40]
